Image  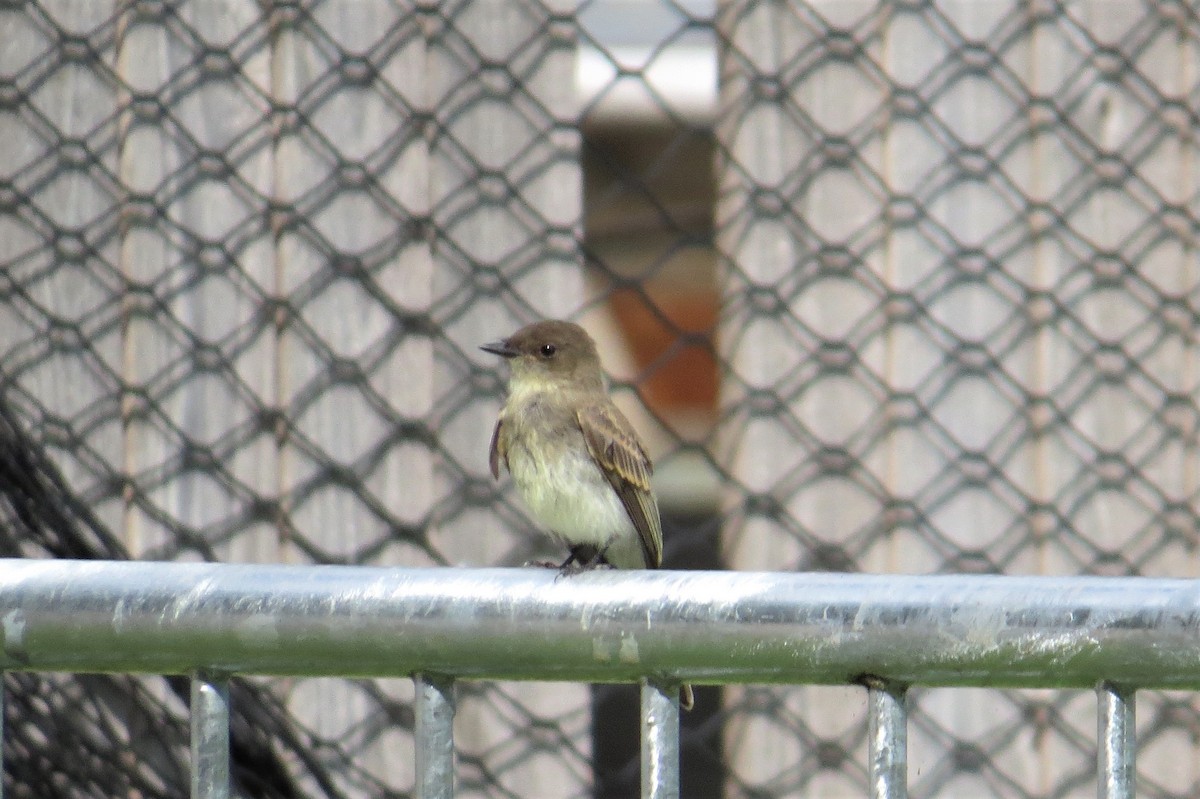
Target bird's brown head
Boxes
[481,320,604,392]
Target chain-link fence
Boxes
[2,0,1198,797]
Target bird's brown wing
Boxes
[576,401,663,568]
[488,417,506,479]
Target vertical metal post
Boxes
[1097,683,1135,799]
[1,673,5,799]
[190,673,230,799]
[415,673,456,799]
[641,679,681,799]
[867,678,908,799]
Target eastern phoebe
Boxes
[482,319,693,709]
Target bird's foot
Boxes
[555,558,612,579]
[556,561,586,578]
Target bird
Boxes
[482,319,693,709]
[482,320,661,572]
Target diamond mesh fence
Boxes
[1,1,1198,798]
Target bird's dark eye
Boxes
[539,343,556,358]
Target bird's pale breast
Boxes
[501,399,644,567]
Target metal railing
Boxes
[3,560,1197,799]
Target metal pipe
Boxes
[867,679,907,799]
[2,560,1200,689]
[641,680,680,799]
[1097,683,1135,799]
[190,673,230,799]
[415,673,455,799]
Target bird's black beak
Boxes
[480,339,519,358]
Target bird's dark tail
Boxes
[680,683,695,711]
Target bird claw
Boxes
[556,560,612,578]
[557,561,587,578]
[525,553,614,577]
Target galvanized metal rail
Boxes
[4,560,1197,798]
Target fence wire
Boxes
[1,0,1198,798]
